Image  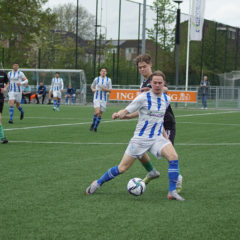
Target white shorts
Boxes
[125,135,171,159]
[8,92,22,103]
[93,100,107,112]
[53,91,62,99]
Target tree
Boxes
[147,0,176,51]
[53,3,95,40]
[0,0,56,67]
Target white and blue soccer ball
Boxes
[127,177,146,196]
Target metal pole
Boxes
[212,22,217,82]
[185,0,191,92]
[136,3,141,84]
[223,26,228,73]
[112,51,115,84]
[75,0,79,69]
[2,48,5,68]
[141,0,147,84]
[235,28,239,70]
[93,0,98,78]
[200,21,205,80]
[116,0,122,85]
[38,48,41,69]
[155,7,159,70]
[175,7,180,89]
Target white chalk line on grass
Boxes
[4,110,239,132]
[175,110,239,118]
[8,140,240,146]
[177,122,240,127]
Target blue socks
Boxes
[57,100,60,108]
[92,114,97,126]
[168,160,179,192]
[94,117,101,129]
[18,106,24,113]
[97,166,120,186]
[9,106,14,120]
[53,99,57,108]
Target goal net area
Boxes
[5,68,87,104]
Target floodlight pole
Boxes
[116,0,122,85]
[93,0,99,78]
[75,0,79,69]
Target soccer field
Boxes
[1,104,240,240]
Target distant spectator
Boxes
[200,75,210,109]
[65,85,76,104]
[22,83,32,104]
[35,82,47,104]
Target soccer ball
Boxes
[127,178,146,196]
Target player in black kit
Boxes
[0,70,9,143]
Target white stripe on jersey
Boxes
[126,90,170,140]
[92,76,112,102]
[51,77,64,91]
[8,70,26,93]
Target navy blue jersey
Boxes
[0,71,9,102]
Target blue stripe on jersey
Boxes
[10,83,12,91]
[157,97,161,110]
[97,76,99,84]
[139,121,149,136]
[100,90,102,100]
[147,92,152,110]
[163,93,168,103]
[104,92,107,101]
[149,122,158,138]
[157,122,164,136]
[18,85,20,92]
[102,78,104,85]
[14,83,16,92]
[96,90,99,99]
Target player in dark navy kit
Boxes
[135,54,182,192]
[0,70,9,143]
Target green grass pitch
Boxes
[0,104,240,240]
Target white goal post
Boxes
[5,68,87,104]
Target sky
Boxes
[44,0,240,39]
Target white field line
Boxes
[175,110,239,118]
[8,140,240,146]
[4,110,239,132]
[177,122,240,127]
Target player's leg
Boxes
[86,153,136,195]
[16,98,24,120]
[140,153,160,184]
[36,94,40,104]
[65,95,69,104]
[161,144,184,201]
[8,97,15,123]
[90,106,99,131]
[42,94,46,104]
[56,92,61,111]
[71,94,75,104]
[0,104,8,143]
[165,128,183,193]
[94,109,103,132]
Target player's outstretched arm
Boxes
[112,109,129,120]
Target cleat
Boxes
[143,169,160,184]
[94,128,97,132]
[176,174,183,193]
[20,111,24,120]
[86,180,100,195]
[90,124,94,131]
[168,190,185,201]
[8,120,13,124]
[1,138,8,144]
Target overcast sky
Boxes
[45,0,240,39]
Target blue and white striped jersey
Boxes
[92,76,112,102]
[126,90,171,140]
[50,77,64,91]
[8,70,26,93]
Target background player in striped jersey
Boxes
[86,71,184,201]
[50,72,64,111]
[8,63,28,124]
[90,67,112,132]
[0,69,9,143]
